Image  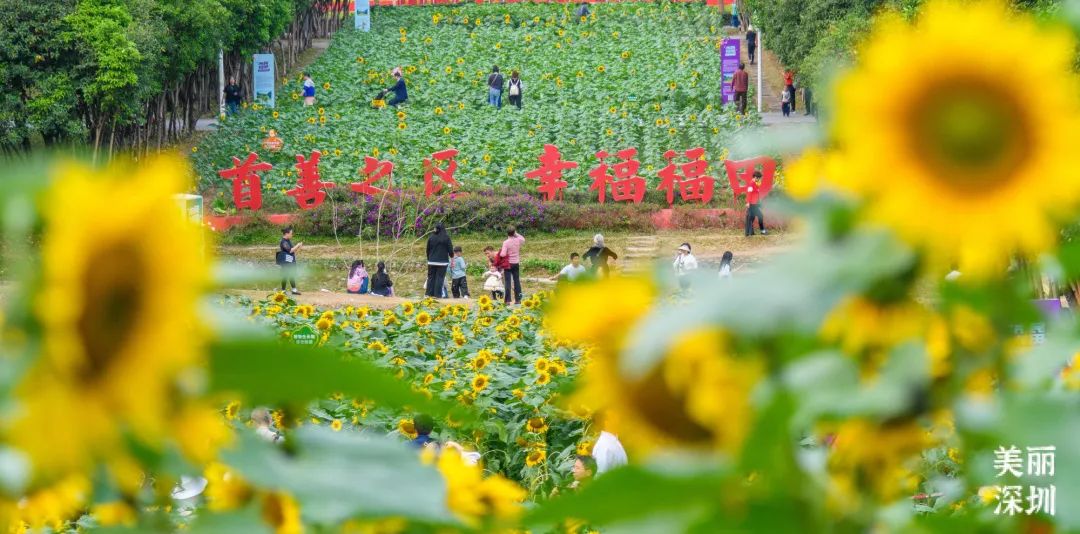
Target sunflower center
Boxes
[76,241,146,384]
[910,81,1030,192]
[624,363,712,444]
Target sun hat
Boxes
[677,243,691,253]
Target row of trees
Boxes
[745,0,1061,91]
[0,0,348,157]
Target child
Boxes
[483,246,505,301]
[302,73,316,106]
[781,88,792,117]
[719,251,733,279]
[370,261,394,297]
[347,260,369,294]
[553,252,587,282]
[450,246,470,299]
[277,227,302,295]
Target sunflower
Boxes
[315,317,334,331]
[825,419,930,501]
[443,126,452,135]
[668,128,677,136]
[621,51,631,59]
[535,372,551,386]
[609,106,618,114]
[445,66,453,74]
[367,340,389,354]
[506,315,522,328]
[605,128,614,136]
[402,302,415,315]
[525,417,548,434]
[821,0,1080,276]
[12,156,207,478]
[272,111,280,119]
[654,118,664,127]
[534,358,550,373]
[331,419,343,432]
[356,56,365,63]
[471,374,490,393]
[471,354,490,371]
[398,418,418,439]
[272,292,288,304]
[576,70,584,78]
[307,117,316,124]
[525,449,546,467]
[396,110,406,120]
[511,388,525,400]
[576,441,593,456]
[262,492,304,534]
[416,311,433,327]
[668,81,677,90]
[435,106,444,115]
[322,82,331,90]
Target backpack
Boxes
[509,79,520,96]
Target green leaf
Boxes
[223,427,454,525]
[524,459,728,528]
[208,338,462,419]
[187,507,272,534]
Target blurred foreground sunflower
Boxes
[9,156,208,480]
[825,0,1080,276]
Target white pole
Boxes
[756,32,762,113]
[218,48,225,118]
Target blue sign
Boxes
[253,53,276,108]
[355,0,370,31]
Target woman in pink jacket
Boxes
[500,226,525,304]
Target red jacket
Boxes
[734,178,772,205]
[784,71,794,86]
[732,70,749,92]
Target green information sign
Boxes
[292,325,318,346]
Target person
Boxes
[425,223,453,299]
[743,170,770,236]
[507,71,523,110]
[783,70,796,113]
[583,234,618,278]
[781,87,792,117]
[553,252,587,282]
[347,260,369,294]
[443,441,483,465]
[731,62,750,115]
[500,227,525,305]
[277,227,302,295]
[569,455,598,489]
[450,246,470,299]
[591,412,627,475]
[302,73,316,106]
[575,2,590,20]
[224,77,242,116]
[483,246,505,301]
[411,414,437,450]
[387,67,408,106]
[719,251,734,279]
[370,261,394,296]
[731,2,740,28]
[673,243,698,290]
[745,26,757,65]
[487,66,504,109]
[251,407,282,443]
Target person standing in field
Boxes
[450,246,470,299]
[224,77,242,116]
[743,170,770,236]
[302,73,316,106]
[507,71,523,110]
[673,242,698,290]
[745,26,758,65]
[277,227,302,295]
[583,233,618,278]
[425,223,453,299]
[500,227,525,305]
[783,70,796,113]
[731,62,750,115]
[487,66,504,109]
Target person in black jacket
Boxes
[370,261,394,297]
[224,77,242,116]
[583,233,618,278]
[425,223,453,298]
[277,227,303,294]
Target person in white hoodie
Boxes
[673,242,698,291]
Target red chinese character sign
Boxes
[352,156,394,195]
[423,148,460,197]
[588,147,646,204]
[725,156,777,205]
[657,147,714,205]
[525,144,578,201]
[218,152,272,211]
[286,151,336,210]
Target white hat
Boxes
[677,244,691,253]
[171,476,208,500]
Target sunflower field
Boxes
[8,0,1080,533]
[191,2,746,206]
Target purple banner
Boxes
[720,38,741,105]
